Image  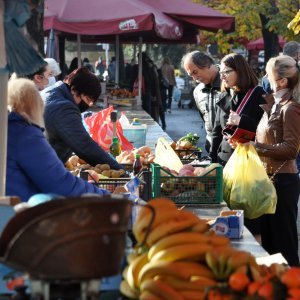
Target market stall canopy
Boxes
[141,0,235,33]
[44,0,184,42]
[246,36,285,51]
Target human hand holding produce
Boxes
[121,197,298,300]
[116,146,155,165]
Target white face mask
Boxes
[46,76,56,87]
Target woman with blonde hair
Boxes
[254,55,300,266]
[6,78,110,202]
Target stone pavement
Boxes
[162,97,300,260]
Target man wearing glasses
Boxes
[182,51,221,153]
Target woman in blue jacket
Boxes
[6,78,110,202]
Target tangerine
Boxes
[288,287,300,299]
[247,281,261,295]
[258,282,273,299]
[228,272,250,292]
[281,267,300,289]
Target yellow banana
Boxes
[119,280,139,299]
[122,265,129,282]
[205,250,220,277]
[151,243,213,263]
[140,279,184,300]
[127,251,139,264]
[146,211,200,245]
[178,290,206,300]
[127,252,149,289]
[135,198,177,223]
[214,247,236,280]
[139,291,163,300]
[224,250,253,277]
[207,234,230,247]
[148,232,210,260]
[133,208,180,244]
[159,275,216,291]
[138,260,215,284]
[189,220,210,233]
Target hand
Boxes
[227,110,241,126]
[228,138,238,149]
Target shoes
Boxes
[167,109,171,113]
[162,125,166,131]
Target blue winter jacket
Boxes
[6,112,110,202]
[42,81,122,169]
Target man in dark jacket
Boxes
[42,67,122,170]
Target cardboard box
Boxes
[210,210,244,239]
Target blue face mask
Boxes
[78,99,90,113]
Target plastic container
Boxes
[122,120,147,148]
[151,163,223,205]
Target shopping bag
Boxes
[84,106,134,152]
[223,143,277,219]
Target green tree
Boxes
[194,0,300,63]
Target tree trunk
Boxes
[259,0,280,67]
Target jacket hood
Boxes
[41,81,75,105]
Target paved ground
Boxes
[163,97,300,260]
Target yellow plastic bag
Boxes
[223,143,277,219]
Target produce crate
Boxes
[174,149,202,164]
[90,171,152,201]
[151,163,223,205]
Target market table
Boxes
[92,102,269,258]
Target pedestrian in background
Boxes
[182,51,221,153]
[161,57,176,113]
[254,55,300,266]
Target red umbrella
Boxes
[246,36,285,51]
[44,0,183,42]
[141,0,235,33]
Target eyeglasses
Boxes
[219,69,235,76]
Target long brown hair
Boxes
[220,53,258,92]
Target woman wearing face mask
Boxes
[253,55,300,266]
[42,67,122,170]
[44,58,61,87]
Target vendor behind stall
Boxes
[42,67,122,170]
[6,78,111,202]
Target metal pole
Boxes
[0,0,8,195]
[115,35,120,85]
[77,34,81,67]
[138,37,143,106]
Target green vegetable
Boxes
[178,133,200,146]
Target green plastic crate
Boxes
[151,163,223,204]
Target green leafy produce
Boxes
[178,133,200,146]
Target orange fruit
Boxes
[228,272,250,292]
[258,282,273,299]
[247,281,262,295]
[281,267,300,289]
[288,288,300,299]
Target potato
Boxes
[101,170,111,177]
[111,170,120,178]
[100,164,110,171]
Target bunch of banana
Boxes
[205,248,258,281]
[122,198,234,299]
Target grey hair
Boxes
[182,51,214,69]
[266,55,300,102]
[283,41,300,59]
